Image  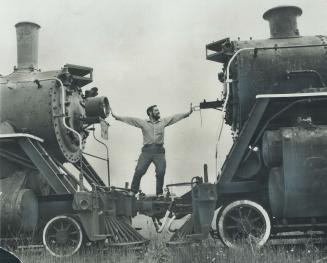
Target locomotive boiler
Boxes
[0,23,110,164]
[202,6,327,248]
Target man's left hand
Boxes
[189,103,193,115]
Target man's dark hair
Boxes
[146,105,157,116]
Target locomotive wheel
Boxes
[42,215,83,257]
[217,200,271,249]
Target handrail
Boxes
[0,133,44,142]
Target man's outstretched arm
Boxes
[163,103,193,127]
[111,110,144,128]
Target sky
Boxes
[0,0,326,196]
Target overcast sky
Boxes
[1,0,326,195]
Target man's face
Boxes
[151,106,160,120]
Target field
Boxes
[7,216,327,263]
[13,235,327,263]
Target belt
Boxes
[142,144,165,153]
[143,144,164,148]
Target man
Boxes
[111,104,193,196]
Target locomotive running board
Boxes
[256,91,327,99]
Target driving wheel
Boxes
[217,200,271,249]
[42,215,83,257]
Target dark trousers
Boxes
[131,146,166,195]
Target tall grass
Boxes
[14,238,327,263]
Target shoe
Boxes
[156,194,164,199]
[128,191,136,197]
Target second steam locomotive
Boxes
[204,5,327,248]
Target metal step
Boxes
[18,138,72,194]
[72,155,106,187]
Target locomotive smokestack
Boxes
[15,22,41,71]
[263,6,302,39]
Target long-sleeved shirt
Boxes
[115,112,190,145]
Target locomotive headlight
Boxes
[85,96,110,121]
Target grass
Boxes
[13,237,327,263]
[8,218,327,263]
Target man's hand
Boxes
[189,103,194,115]
[110,107,117,119]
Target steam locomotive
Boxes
[0,22,150,256]
[203,5,327,248]
[0,22,216,257]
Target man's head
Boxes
[146,105,160,120]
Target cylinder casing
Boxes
[0,172,39,235]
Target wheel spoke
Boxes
[248,234,260,243]
[225,225,238,229]
[251,216,262,224]
[226,214,240,223]
[252,226,265,236]
[70,239,78,245]
[247,208,252,218]
[237,207,243,219]
[52,225,60,232]
[232,230,243,240]
[63,222,73,231]
[59,221,64,231]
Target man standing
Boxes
[111,104,193,196]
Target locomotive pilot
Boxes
[111,104,193,197]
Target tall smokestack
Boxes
[263,6,302,39]
[15,22,41,71]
